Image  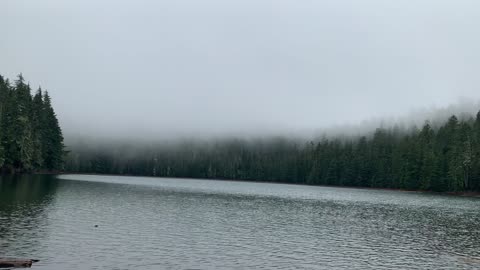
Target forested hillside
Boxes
[0,74,65,173]
[66,112,480,192]
[3,74,479,192]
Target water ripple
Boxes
[1,175,479,269]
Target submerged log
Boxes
[0,258,39,268]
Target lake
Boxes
[0,174,479,269]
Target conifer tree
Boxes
[14,75,35,170]
[42,91,65,170]
[443,116,464,191]
[0,74,65,173]
[31,88,45,168]
[0,75,7,167]
[419,122,436,190]
[471,111,480,190]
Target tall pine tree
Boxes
[0,74,65,173]
[42,91,65,170]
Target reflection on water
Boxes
[1,174,480,269]
[0,175,59,258]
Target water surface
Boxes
[1,174,479,269]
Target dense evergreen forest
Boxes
[2,74,479,193]
[0,74,65,173]
[66,111,480,192]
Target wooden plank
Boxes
[0,258,39,268]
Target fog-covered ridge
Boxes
[66,105,480,193]
[65,99,480,146]
[3,0,480,140]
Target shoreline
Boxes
[48,171,480,198]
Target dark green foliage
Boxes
[0,75,7,167]
[2,74,478,193]
[0,74,65,173]
[471,111,480,190]
[41,92,65,170]
[66,110,480,192]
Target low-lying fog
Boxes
[2,0,480,142]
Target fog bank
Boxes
[2,0,480,140]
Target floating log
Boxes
[0,258,39,268]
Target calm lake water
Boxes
[1,175,479,269]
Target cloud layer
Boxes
[2,0,480,139]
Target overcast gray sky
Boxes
[2,0,480,139]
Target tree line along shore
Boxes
[66,113,480,192]
[2,74,480,193]
[66,115,480,193]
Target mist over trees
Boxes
[2,74,480,193]
[0,74,65,173]
[66,111,480,192]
